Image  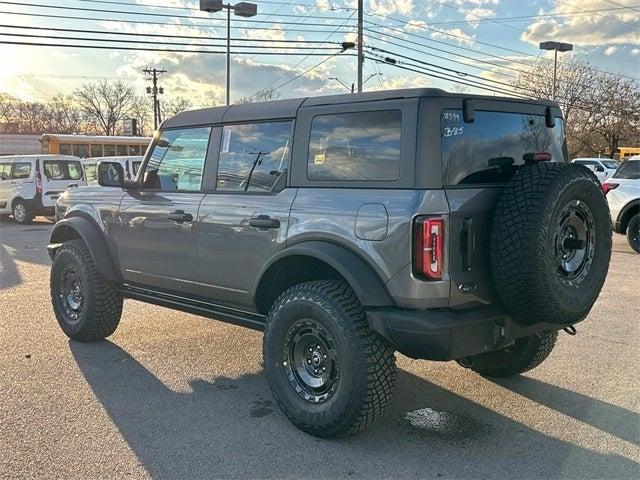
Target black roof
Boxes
[161,88,556,128]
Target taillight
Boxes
[35,162,42,194]
[413,217,444,281]
[601,182,619,195]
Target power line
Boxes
[0,31,341,50]
[0,23,342,44]
[0,39,351,56]
[0,1,356,28]
[272,54,340,92]
[552,0,639,27]
[599,0,640,13]
[0,9,355,35]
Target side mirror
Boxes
[97,161,125,187]
[595,165,605,172]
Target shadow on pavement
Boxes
[494,376,639,447]
[0,242,22,289]
[0,219,52,288]
[70,340,639,479]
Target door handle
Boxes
[249,215,280,229]
[168,210,193,223]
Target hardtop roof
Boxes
[161,88,558,129]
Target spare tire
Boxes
[491,162,611,326]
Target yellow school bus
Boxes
[600,146,640,160]
[40,134,152,158]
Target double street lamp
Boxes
[200,0,258,105]
[539,41,573,102]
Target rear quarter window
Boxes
[307,110,402,181]
[442,109,566,185]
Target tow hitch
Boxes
[563,325,577,336]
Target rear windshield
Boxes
[43,160,83,181]
[442,110,566,185]
[612,160,640,180]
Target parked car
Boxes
[83,156,143,185]
[48,89,612,438]
[572,158,618,182]
[0,154,85,224]
[602,155,640,252]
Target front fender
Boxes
[255,240,394,307]
[49,216,121,283]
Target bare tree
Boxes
[73,81,136,135]
[161,96,193,119]
[47,94,85,134]
[235,87,282,104]
[0,93,16,132]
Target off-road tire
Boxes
[12,200,33,224]
[263,280,396,438]
[50,240,123,341]
[459,331,558,378]
[491,162,611,325]
[626,213,640,253]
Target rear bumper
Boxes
[367,304,569,361]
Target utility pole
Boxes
[357,0,363,93]
[144,67,166,130]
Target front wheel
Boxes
[457,331,558,378]
[626,214,640,253]
[50,240,123,341]
[12,200,33,224]
[263,280,396,438]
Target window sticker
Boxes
[222,128,231,154]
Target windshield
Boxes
[613,160,640,180]
[43,160,83,181]
[602,161,619,169]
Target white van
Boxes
[572,158,619,182]
[0,155,86,224]
[83,156,143,185]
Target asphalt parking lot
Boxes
[1,217,638,479]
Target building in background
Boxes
[0,134,42,155]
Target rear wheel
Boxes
[626,214,640,253]
[50,240,123,341]
[263,280,396,438]
[12,200,33,225]
[458,331,558,378]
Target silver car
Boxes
[603,156,640,252]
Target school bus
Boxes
[40,134,152,158]
[600,146,640,160]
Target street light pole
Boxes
[200,0,257,105]
[357,0,363,93]
[539,41,573,102]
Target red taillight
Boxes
[601,182,619,195]
[35,162,42,193]
[413,217,444,281]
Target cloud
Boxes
[367,0,414,16]
[631,48,640,56]
[604,46,619,56]
[520,0,639,49]
[430,28,476,46]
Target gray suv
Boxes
[48,89,612,438]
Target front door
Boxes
[196,120,296,310]
[115,126,212,294]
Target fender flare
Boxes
[616,199,640,233]
[49,216,121,283]
[254,240,394,307]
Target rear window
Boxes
[84,164,97,182]
[43,160,83,181]
[307,110,402,181]
[442,110,566,185]
[612,160,640,180]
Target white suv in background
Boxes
[0,155,86,224]
[572,158,618,182]
[603,156,640,253]
[83,156,143,185]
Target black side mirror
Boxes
[97,161,125,187]
[595,165,605,172]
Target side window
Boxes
[116,145,128,156]
[307,110,402,181]
[59,143,72,155]
[84,164,97,182]
[11,162,32,179]
[442,110,567,185]
[90,144,103,157]
[217,121,292,192]
[103,145,116,156]
[72,144,89,158]
[142,127,211,191]
[0,163,11,181]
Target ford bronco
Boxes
[48,89,611,438]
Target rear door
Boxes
[441,101,567,308]
[196,120,296,310]
[115,126,212,293]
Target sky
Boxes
[0,0,638,105]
